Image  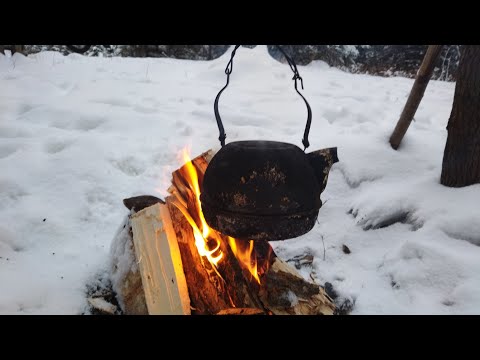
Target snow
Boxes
[87,296,118,314]
[1,46,479,314]
[109,215,137,312]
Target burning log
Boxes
[111,149,336,315]
[166,199,254,314]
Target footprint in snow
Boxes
[91,98,131,108]
[74,116,106,131]
[44,140,73,154]
[110,156,146,176]
[0,126,33,139]
[0,145,18,159]
[133,105,157,114]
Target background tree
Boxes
[389,45,443,150]
[441,46,480,187]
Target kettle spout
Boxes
[307,147,339,194]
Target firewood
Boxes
[216,308,265,315]
[165,198,234,314]
[167,149,334,315]
[166,197,262,314]
[113,148,336,315]
[130,203,191,315]
[166,149,260,313]
[123,195,165,212]
[259,257,335,315]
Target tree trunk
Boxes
[441,46,480,187]
[389,45,443,150]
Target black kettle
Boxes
[200,45,338,241]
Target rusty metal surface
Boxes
[200,141,338,241]
[203,204,320,241]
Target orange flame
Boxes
[172,147,262,285]
[177,148,223,267]
[228,237,260,284]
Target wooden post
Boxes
[389,45,443,150]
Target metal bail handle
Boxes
[214,45,313,150]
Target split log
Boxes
[130,203,191,315]
[112,149,336,315]
[109,195,166,314]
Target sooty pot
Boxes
[200,45,339,241]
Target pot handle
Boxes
[214,45,312,150]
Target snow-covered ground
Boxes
[1,46,479,314]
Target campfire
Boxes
[109,148,336,315]
[90,45,340,315]
[171,148,266,285]
[173,148,272,287]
